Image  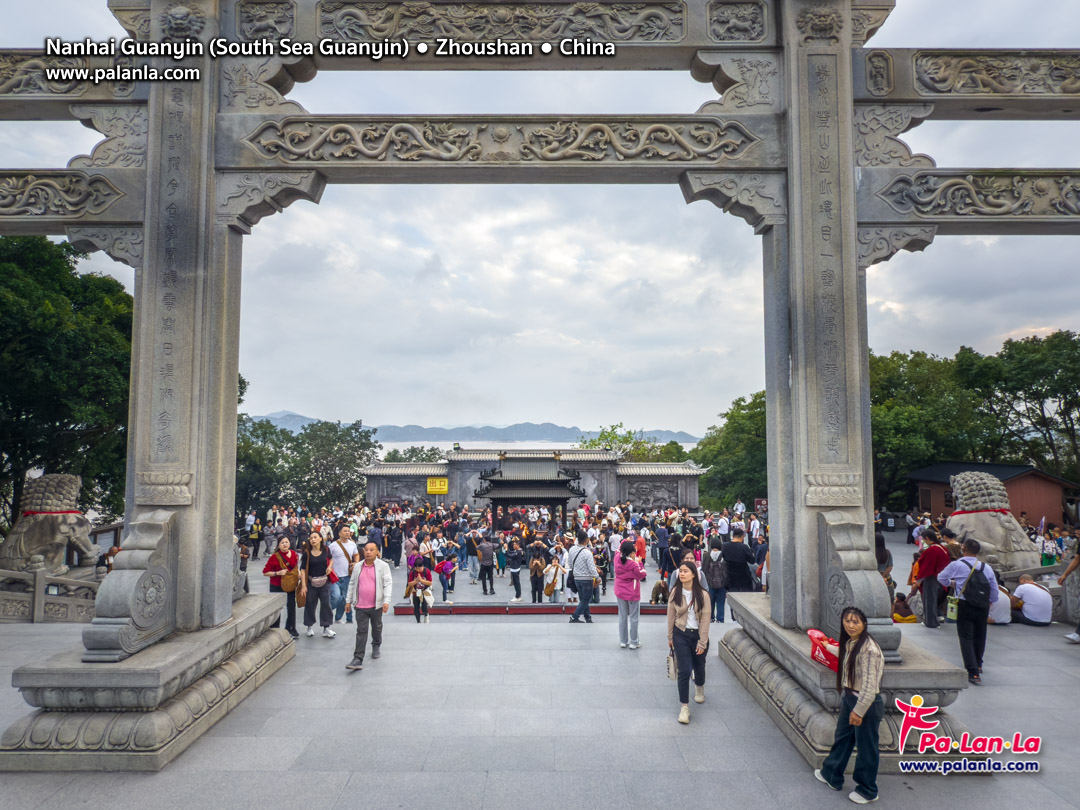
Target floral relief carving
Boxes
[850,8,889,46]
[220,58,304,112]
[113,10,152,40]
[68,105,149,169]
[878,173,1080,218]
[135,572,168,622]
[805,473,861,507]
[723,57,777,108]
[915,52,1080,96]
[856,227,936,270]
[135,472,193,505]
[681,171,786,232]
[707,1,766,42]
[243,117,760,164]
[65,226,145,269]
[852,104,934,168]
[0,173,123,218]
[0,52,87,96]
[320,1,685,42]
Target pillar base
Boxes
[721,593,978,773]
[0,594,293,772]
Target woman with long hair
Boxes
[814,606,885,804]
[667,561,711,724]
[614,539,647,649]
[263,535,299,638]
[298,531,336,638]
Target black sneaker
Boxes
[569,617,581,623]
[371,648,381,659]
[345,658,363,670]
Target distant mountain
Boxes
[253,411,699,443]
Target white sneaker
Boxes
[628,642,640,650]
[322,627,336,638]
[620,642,628,648]
[694,685,705,704]
[510,597,522,603]
[423,615,430,624]
[306,627,315,637]
[1065,633,1080,644]
[678,705,690,724]
[814,770,839,791]
[848,791,877,804]
[445,601,454,606]
[335,619,345,624]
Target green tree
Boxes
[0,237,132,531]
[576,423,660,461]
[656,440,689,462]
[234,415,295,521]
[690,392,768,510]
[288,420,381,510]
[384,445,445,463]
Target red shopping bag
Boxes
[807,628,839,672]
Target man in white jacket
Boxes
[345,540,393,671]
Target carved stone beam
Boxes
[0,169,145,236]
[277,0,776,72]
[679,169,786,233]
[216,113,785,183]
[0,50,146,121]
[854,49,1080,120]
[215,169,327,234]
[849,1,894,48]
[691,50,783,115]
[855,226,935,271]
[65,226,145,269]
[857,167,1080,236]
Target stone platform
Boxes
[393,601,668,617]
[720,592,973,773]
[0,593,292,771]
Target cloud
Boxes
[4,1,1078,436]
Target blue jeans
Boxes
[572,581,594,621]
[708,586,725,622]
[820,693,883,801]
[468,556,479,580]
[332,574,352,623]
[439,573,451,601]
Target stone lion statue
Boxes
[0,475,97,576]
[945,471,1040,572]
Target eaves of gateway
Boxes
[360,449,708,509]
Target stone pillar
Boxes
[780,0,892,647]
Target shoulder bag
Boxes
[566,548,583,594]
[335,539,355,575]
[276,552,299,593]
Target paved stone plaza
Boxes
[2,534,1077,809]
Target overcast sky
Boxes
[4,2,1079,437]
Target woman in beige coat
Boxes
[667,561,712,724]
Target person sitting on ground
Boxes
[891,592,917,623]
[650,577,669,605]
[988,584,1012,625]
[1010,574,1052,626]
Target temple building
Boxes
[360,449,707,513]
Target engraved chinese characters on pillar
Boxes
[809,54,847,463]
[150,85,188,465]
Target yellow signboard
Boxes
[427,477,449,495]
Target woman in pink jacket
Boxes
[614,539,648,649]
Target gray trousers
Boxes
[617,598,641,645]
[353,606,383,661]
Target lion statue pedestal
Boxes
[945,471,1041,572]
[0,475,97,576]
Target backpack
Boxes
[960,559,992,610]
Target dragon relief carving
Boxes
[0,52,87,96]
[852,104,934,168]
[0,173,123,217]
[68,105,149,169]
[319,1,685,42]
[707,1,766,42]
[243,118,759,164]
[878,173,1080,218]
[915,53,1080,96]
[240,0,295,39]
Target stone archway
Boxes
[1,0,1078,770]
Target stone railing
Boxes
[0,568,99,623]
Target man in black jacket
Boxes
[720,528,756,620]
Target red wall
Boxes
[915,473,1068,525]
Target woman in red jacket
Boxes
[263,535,300,638]
[913,529,949,629]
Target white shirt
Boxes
[734,501,745,515]
[749,519,761,538]
[717,517,730,535]
[1014,582,1053,623]
[328,539,358,577]
[682,589,699,630]
[989,589,1011,624]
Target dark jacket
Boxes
[721,541,756,591]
